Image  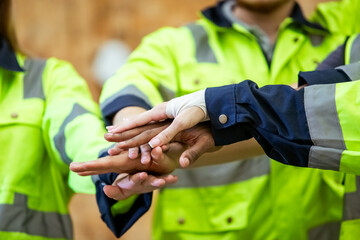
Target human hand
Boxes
[103,172,178,200]
[108,89,208,149]
[70,147,179,176]
[109,106,152,163]
[107,122,218,168]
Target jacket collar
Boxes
[201,1,328,32]
[0,36,23,72]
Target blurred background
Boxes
[12,0,333,239]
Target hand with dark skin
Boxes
[70,122,218,176]
[70,146,180,176]
[106,121,217,168]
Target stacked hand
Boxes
[70,89,218,200]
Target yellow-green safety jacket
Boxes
[0,39,110,240]
[98,1,360,239]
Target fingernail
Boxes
[181,158,190,168]
[151,179,164,187]
[106,126,114,132]
[149,138,160,148]
[69,162,79,170]
[141,157,150,165]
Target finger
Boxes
[114,122,171,149]
[108,143,123,156]
[104,129,144,143]
[109,103,168,134]
[69,157,115,173]
[103,185,127,200]
[148,107,204,148]
[179,136,215,168]
[150,146,164,161]
[116,172,148,189]
[70,154,136,175]
[128,147,139,159]
[161,144,169,152]
[146,175,166,187]
[140,144,151,164]
[105,125,115,131]
[162,174,178,185]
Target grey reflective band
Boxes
[100,84,153,112]
[167,156,269,188]
[0,193,72,239]
[304,84,346,171]
[54,103,89,165]
[336,61,360,81]
[308,146,343,171]
[349,34,360,64]
[308,221,341,240]
[23,58,46,100]
[343,176,360,221]
[186,24,218,63]
[158,83,175,101]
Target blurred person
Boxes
[0,0,172,239]
[91,0,360,239]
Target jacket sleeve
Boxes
[93,171,153,238]
[205,75,360,174]
[206,80,313,167]
[41,57,112,194]
[95,28,186,236]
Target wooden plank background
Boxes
[12,0,332,239]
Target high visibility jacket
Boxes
[98,1,360,239]
[205,49,360,239]
[0,39,110,240]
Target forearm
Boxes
[112,106,147,125]
[191,139,264,167]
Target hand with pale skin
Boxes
[110,106,153,164]
[107,90,209,163]
[106,121,217,168]
[103,171,178,201]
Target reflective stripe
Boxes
[336,61,360,81]
[23,58,46,100]
[167,156,269,188]
[54,103,89,165]
[0,193,72,239]
[308,146,343,171]
[349,34,360,64]
[186,24,217,63]
[100,84,153,112]
[343,176,360,221]
[308,221,341,240]
[304,84,346,170]
[158,83,175,101]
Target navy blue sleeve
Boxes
[101,95,152,126]
[205,80,313,167]
[298,69,351,86]
[94,153,153,237]
[315,42,346,70]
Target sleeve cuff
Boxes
[205,84,236,130]
[298,69,351,86]
[101,95,152,126]
[94,172,153,238]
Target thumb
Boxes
[179,140,212,168]
[149,107,204,148]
